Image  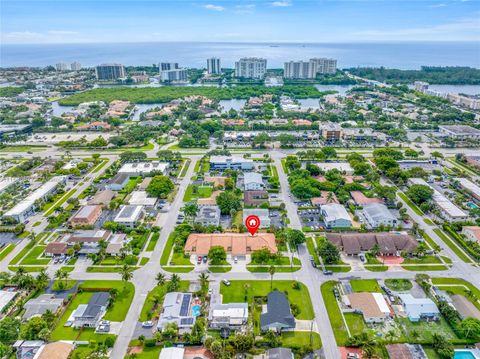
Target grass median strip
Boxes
[44,188,77,216]
[398,192,423,216]
[321,281,348,345]
[433,228,473,263]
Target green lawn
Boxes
[281,331,322,350]
[139,257,149,265]
[160,233,175,266]
[364,265,388,272]
[146,232,159,251]
[52,280,77,291]
[384,279,413,291]
[91,159,109,173]
[325,265,351,272]
[398,192,423,216]
[80,280,135,321]
[170,252,192,265]
[350,279,381,292]
[221,280,314,320]
[320,281,349,346]
[209,265,232,273]
[20,245,50,265]
[424,218,434,225]
[247,266,301,272]
[10,241,35,265]
[433,229,473,263]
[139,281,189,321]
[50,290,117,343]
[397,317,458,342]
[163,266,194,273]
[86,266,138,273]
[183,184,213,202]
[8,265,44,272]
[129,347,163,359]
[306,237,320,266]
[431,278,480,311]
[402,265,448,271]
[44,188,77,216]
[0,244,14,261]
[344,313,365,335]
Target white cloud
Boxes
[429,3,447,8]
[271,1,291,7]
[203,4,225,11]
[235,4,255,14]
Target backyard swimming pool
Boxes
[466,202,479,209]
[454,349,480,359]
[192,304,201,317]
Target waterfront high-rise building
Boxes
[309,58,337,75]
[207,58,221,74]
[159,63,179,71]
[160,68,188,82]
[234,57,267,79]
[283,61,311,79]
[95,64,126,80]
[55,63,68,71]
[71,62,82,71]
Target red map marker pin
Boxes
[245,215,260,236]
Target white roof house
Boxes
[4,176,66,222]
[398,294,440,322]
[244,172,264,191]
[208,303,249,329]
[117,161,169,176]
[320,204,352,229]
[243,208,270,228]
[0,290,17,312]
[316,162,353,175]
[362,203,397,228]
[408,178,468,222]
[454,177,480,201]
[159,347,185,359]
[128,191,158,207]
[157,292,196,330]
[209,156,254,170]
[114,205,144,228]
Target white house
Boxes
[398,294,440,322]
[244,172,264,191]
[362,203,397,228]
[113,205,144,228]
[320,204,352,229]
[461,226,480,243]
[243,208,270,228]
[209,156,254,171]
[117,161,169,176]
[208,303,249,330]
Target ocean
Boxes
[1,41,479,69]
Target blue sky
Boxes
[1,0,479,43]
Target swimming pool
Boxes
[192,305,201,317]
[467,202,479,209]
[454,349,480,359]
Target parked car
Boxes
[202,256,208,263]
[234,256,238,263]
[197,256,202,264]
[142,321,154,328]
[323,270,333,275]
[222,279,231,286]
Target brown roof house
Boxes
[327,232,417,256]
[244,190,269,207]
[37,341,75,359]
[205,176,228,188]
[346,292,391,324]
[185,233,277,256]
[350,191,384,205]
[69,205,102,227]
[44,242,68,256]
[88,190,117,206]
[311,191,338,206]
[385,344,428,359]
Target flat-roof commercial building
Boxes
[114,205,144,228]
[160,68,188,82]
[243,208,270,228]
[117,161,169,176]
[128,191,157,207]
[362,203,398,228]
[69,205,102,226]
[438,125,480,140]
[327,232,417,256]
[95,63,126,81]
[208,303,248,330]
[320,204,352,229]
[408,178,468,222]
[185,233,277,256]
[235,58,267,79]
[397,294,440,322]
[316,162,354,175]
[4,176,66,223]
[346,292,391,324]
[0,178,16,195]
[0,124,32,139]
[244,172,264,191]
[0,290,17,312]
[319,122,342,141]
[209,156,254,171]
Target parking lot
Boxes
[298,208,325,230]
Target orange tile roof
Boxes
[185,232,277,255]
[350,191,383,205]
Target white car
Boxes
[142,321,154,328]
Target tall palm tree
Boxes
[156,272,166,287]
[269,266,276,291]
[184,203,199,224]
[36,268,50,290]
[198,272,209,291]
[120,264,133,284]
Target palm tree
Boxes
[326,192,335,204]
[120,264,132,284]
[198,272,209,291]
[184,203,199,224]
[36,268,50,290]
[269,265,276,291]
[156,272,166,287]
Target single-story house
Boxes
[208,303,249,330]
[159,347,185,359]
[0,290,17,312]
[88,190,116,207]
[72,292,110,328]
[117,161,169,176]
[105,233,127,255]
[461,226,480,243]
[184,347,214,359]
[397,294,440,322]
[22,294,63,320]
[260,291,295,332]
[346,292,391,324]
[205,176,227,188]
[44,242,68,256]
[244,190,269,207]
[128,191,158,207]
[311,191,338,206]
[36,341,75,359]
[185,233,277,256]
[451,295,480,320]
[157,292,196,331]
[106,173,130,191]
[320,204,352,229]
[350,191,383,206]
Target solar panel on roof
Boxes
[180,294,191,316]
[180,317,194,325]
